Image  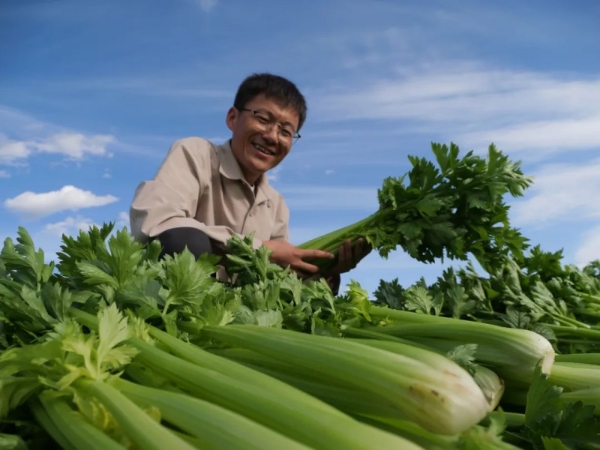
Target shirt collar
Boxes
[218,140,271,193]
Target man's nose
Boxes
[262,124,279,143]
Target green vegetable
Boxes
[299,143,531,271]
[202,325,489,435]
[32,394,126,450]
[365,306,555,385]
[111,377,311,450]
[548,361,600,391]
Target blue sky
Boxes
[2,0,600,295]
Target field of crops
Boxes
[2,143,599,449]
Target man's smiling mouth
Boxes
[254,143,275,156]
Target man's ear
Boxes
[225,107,238,131]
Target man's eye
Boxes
[280,129,293,138]
[256,114,270,123]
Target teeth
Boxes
[254,144,274,156]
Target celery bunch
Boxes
[299,142,532,271]
[202,325,490,435]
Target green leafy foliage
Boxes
[522,366,600,449]
[300,143,532,271]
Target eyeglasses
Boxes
[240,108,301,144]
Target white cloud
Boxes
[459,115,600,156]
[325,169,334,175]
[311,65,600,156]
[0,140,30,164]
[196,0,218,13]
[511,159,600,226]
[4,185,118,220]
[0,106,117,164]
[575,226,600,267]
[34,133,115,159]
[116,211,129,228]
[315,67,600,121]
[0,169,10,178]
[42,216,97,237]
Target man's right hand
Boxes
[263,240,334,278]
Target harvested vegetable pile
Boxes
[1,142,599,449]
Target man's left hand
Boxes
[326,238,372,276]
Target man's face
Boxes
[226,94,300,185]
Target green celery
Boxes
[112,377,311,450]
[561,388,600,411]
[28,397,77,450]
[298,143,532,271]
[202,325,489,436]
[556,353,600,365]
[75,379,196,450]
[473,365,505,411]
[368,306,555,385]
[133,332,420,450]
[36,393,125,450]
[549,362,600,390]
[207,348,401,418]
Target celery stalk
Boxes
[368,307,555,384]
[112,377,311,450]
[343,338,504,411]
[36,394,126,450]
[75,309,414,450]
[549,361,600,390]
[131,335,420,450]
[206,349,402,418]
[556,353,600,365]
[75,379,196,450]
[28,397,77,450]
[473,365,505,411]
[203,325,489,436]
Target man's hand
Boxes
[263,240,334,277]
[327,238,372,275]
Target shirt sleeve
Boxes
[129,138,253,247]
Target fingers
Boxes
[293,260,321,275]
[299,248,335,260]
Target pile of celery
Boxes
[2,141,600,449]
[0,225,511,450]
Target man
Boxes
[130,73,370,291]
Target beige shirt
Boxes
[129,137,290,250]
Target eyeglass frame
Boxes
[238,107,302,144]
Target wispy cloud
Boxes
[459,115,600,157]
[42,216,97,237]
[0,133,115,165]
[35,133,115,159]
[311,65,600,157]
[116,211,129,228]
[315,66,600,122]
[0,170,10,178]
[511,159,600,226]
[575,225,600,266]
[196,0,219,13]
[0,139,30,164]
[4,186,118,220]
[0,106,117,164]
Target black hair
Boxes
[233,73,307,130]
